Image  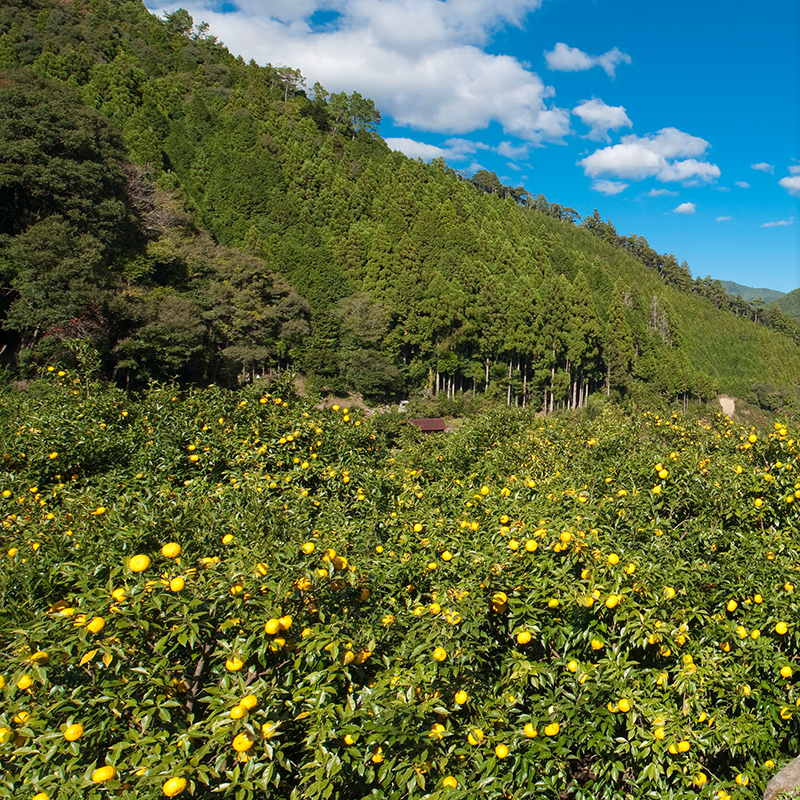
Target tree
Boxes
[328,91,381,138]
[163,9,194,37]
[604,283,635,395]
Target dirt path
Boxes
[719,396,736,417]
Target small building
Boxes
[409,418,446,433]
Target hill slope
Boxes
[777,288,800,321]
[720,281,786,303]
[0,0,798,409]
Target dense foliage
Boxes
[2,374,800,799]
[0,0,799,410]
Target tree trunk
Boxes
[522,362,527,408]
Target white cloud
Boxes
[572,98,632,142]
[779,175,800,197]
[146,0,572,143]
[592,179,628,195]
[544,42,631,77]
[735,181,750,188]
[751,162,774,173]
[674,202,696,214]
[579,127,720,185]
[716,216,732,222]
[496,141,530,159]
[789,165,800,175]
[657,159,721,182]
[384,138,449,159]
[384,136,488,161]
[646,188,678,197]
[762,217,795,228]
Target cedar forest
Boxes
[1,0,799,411]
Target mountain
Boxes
[720,281,786,303]
[1,0,799,411]
[777,288,800,322]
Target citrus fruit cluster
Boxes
[1,373,798,798]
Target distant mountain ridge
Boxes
[720,281,786,303]
[776,288,800,322]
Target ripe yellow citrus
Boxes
[0,727,12,743]
[567,660,578,673]
[433,647,447,662]
[33,793,49,800]
[442,776,458,789]
[129,554,150,572]
[344,733,357,745]
[544,722,560,737]
[17,674,33,691]
[232,733,254,752]
[230,705,247,720]
[264,618,281,635]
[30,651,49,665]
[590,638,604,650]
[429,723,445,739]
[91,766,117,783]
[523,722,538,738]
[455,690,468,705]
[87,617,105,634]
[279,615,292,630]
[605,594,620,609]
[64,723,84,741]
[261,721,279,739]
[240,694,258,710]
[162,776,188,797]
[677,740,690,753]
[735,774,749,786]
[726,599,738,612]
[441,550,453,561]
[617,698,631,713]
[516,631,531,645]
[301,542,315,554]
[663,586,676,600]
[467,728,484,746]
[169,576,185,592]
[654,727,665,740]
[161,543,181,558]
[525,539,538,552]
[225,656,244,671]
[371,746,384,763]
[111,588,127,602]
[548,598,560,608]
[776,621,789,635]
[494,743,509,758]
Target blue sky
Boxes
[146,0,800,292]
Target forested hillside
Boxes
[0,0,799,410]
